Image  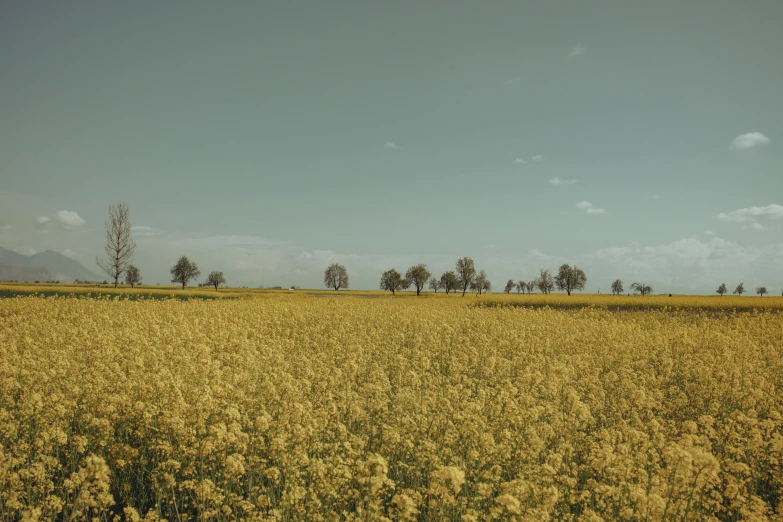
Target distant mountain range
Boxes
[0,246,103,282]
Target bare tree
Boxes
[440,271,458,294]
[324,263,349,291]
[504,279,515,294]
[516,280,525,294]
[380,269,404,295]
[455,257,476,297]
[630,282,653,296]
[482,276,492,294]
[537,269,554,294]
[428,277,441,293]
[124,265,141,288]
[611,279,624,295]
[471,269,490,295]
[555,264,587,296]
[756,286,767,297]
[170,256,201,289]
[716,283,727,296]
[96,203,136,288]
[733,283,745,296]
[406,264,432,296]
[206,271,226,291]
[525,280,537,294]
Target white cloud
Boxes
[730,132,770,150]
[15,247,37,256]
[569,43,587,58]
[651,194,664,200]
[61,248,78,258]
[54,210,86,227]
[588,237,783,292]
[705,230,715,236]
[747,223,767,231]
[484,244,497,250]
[512,158,526,165]
[575,201,607,214]
[384,142,398,149]
[530,248,553,261]
[131,225,165,237]
[717,204,783,223]
[550,177,578,186]
[36,216,50,225]
[532,154,544,162]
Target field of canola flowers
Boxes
[1,289,783,521]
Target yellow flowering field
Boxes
[1,293,783,521]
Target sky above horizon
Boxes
[1,0,782,293]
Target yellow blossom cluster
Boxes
[1,293,782,520]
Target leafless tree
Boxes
[525,280,537,294]
[516,280,525,294]
[406,264,432,296]
[124,265,141,288]
[456,257,476,297]
[611,279,623,295]
[554,264,587,296]
[170,256,201,289]
[630,282,653,296]
[716,283,727,296]
[206,271,226,290]
[733,283,745,296]
[504,279,515,294]
[440,271,458,294]
[324,263,349,291]
[428,277,441,293]
[96,203,136,288]
[380,269,403,295]
[756,286,767,297]
[537,269,554,294]
[471,269,490,295]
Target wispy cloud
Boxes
[532,154,544,162]
[505,75,524,86]
[651,194,664,201]
[550,177,578,186]
[384,142,398,149]
[131,225,165,237]
[575,201,607,215]
[705,230,715,236]
[512,158,526,165]
[54,210,86,227]
[747,223,767,231]
[730,132,770,150]
[0,224,11,231]
[717,204,783,223]
[36,216,50,225]
[569,43,587,58]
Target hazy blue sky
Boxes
[1,0,781,292]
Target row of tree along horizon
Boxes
[94,204,778,295]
